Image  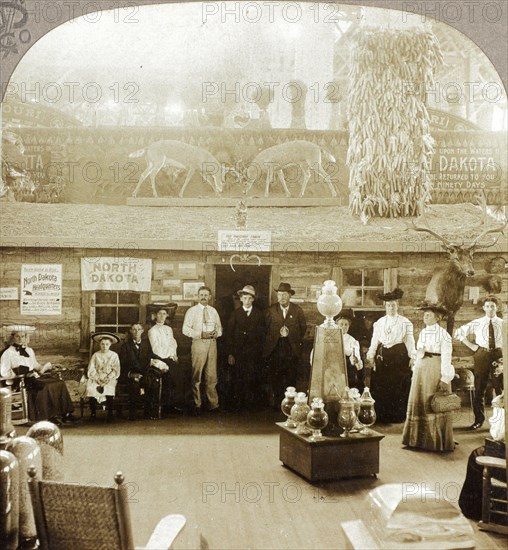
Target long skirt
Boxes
[27,375,74,421]
[402,356,454,452]
[371,343,411,423]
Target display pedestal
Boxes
[276,423,384,482]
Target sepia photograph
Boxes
[0,1,507,549]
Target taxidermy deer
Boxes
[412,220,507,335]
[245,140,337,198]
[129,140,225,197]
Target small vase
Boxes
[348,388,362,433]
[358,387,376,435]
[290,392,310,435]
[307,399,328,441]
[338,388,357,438]
[281,387,297,429]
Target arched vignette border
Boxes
[0,0,507,101]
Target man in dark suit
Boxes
[263,282,307,408]
[119,323,151,420]
[226,285,265,411]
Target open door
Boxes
[214,265,271,326]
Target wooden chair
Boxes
[476,455,508,535]
[27,467,186,550]
[0,375,29,425]
[79,332,132,419]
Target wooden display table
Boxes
[276,423,384,482]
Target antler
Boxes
[229,254,261,273]
[409,221,459,247]
[468,221,507,249]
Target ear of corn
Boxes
[347,27,443,218]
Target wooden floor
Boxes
[20,407,506,550]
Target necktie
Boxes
[14,344,30,358]
[282,307,288,319]
[203,306,209,326]
[488,320,495,350]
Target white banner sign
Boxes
[81,258,152,291]
[218,230,271,252]
[21,264,62,315]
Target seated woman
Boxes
[459,392,506,521]
[0,325,75,424]
[86,333,121,421]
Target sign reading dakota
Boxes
[81,258,152,291]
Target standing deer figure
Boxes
[412,220,507,334]
[245,140,337,198]
[129,140,224,198]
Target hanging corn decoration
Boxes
[347,27,443,219]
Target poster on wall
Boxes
[0,288,18,300]
[81,258,152,291]
[20,264,62,315]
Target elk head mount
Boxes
[411,220,507,334]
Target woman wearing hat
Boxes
[0,325,75,423]
[335,309,363,390]
[402,302,455,452]
[366,288,415,423]
[86,333,121,420]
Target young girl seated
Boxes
[86,333,121,421]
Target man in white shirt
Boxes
[182,286,223,415]
[147,307,178,418]
[454,296,504,430]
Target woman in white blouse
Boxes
[366,288,415,423]
[402,303,455,452]
[336,309,363,390]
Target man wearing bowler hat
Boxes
[226,285,265,411]
[263,282,307,407]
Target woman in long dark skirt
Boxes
[402,303,455,451]
[366,288,415,423]
[0,325,75,423]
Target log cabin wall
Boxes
[1,246,505,360]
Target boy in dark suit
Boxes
[263,282,307,407]
[226,285,265,411]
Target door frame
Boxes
[205,255,280,306]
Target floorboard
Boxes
[18,407,506,549]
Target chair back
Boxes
[28,467,134,550]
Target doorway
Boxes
[214,264,272,325]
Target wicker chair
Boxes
[0,375,29,425]
[27,467,186,550]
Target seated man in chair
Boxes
[119,323,151,420]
